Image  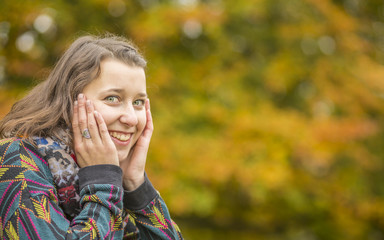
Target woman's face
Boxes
[82,58,147,162]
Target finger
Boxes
[94,110,113,144]
[132,99,153,150]
[72,100,82,144]
[86,100,101,144]
[77,94,90,140]
[142,99,154,139]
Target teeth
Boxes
[109,132,131,141]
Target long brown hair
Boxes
[0,34,147,145]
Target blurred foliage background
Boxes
[1,0,384,239]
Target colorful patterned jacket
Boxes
[0,138,183,239]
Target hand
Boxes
[120,99,154,191]
[72,93,119,168]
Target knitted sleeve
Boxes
[121,174,183,239]
[0,138,124,239]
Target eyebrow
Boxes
[104,88,147,97]
[137,92,148,98]
[104,88,124,93]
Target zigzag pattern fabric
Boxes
[0,138,183,239]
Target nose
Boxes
[119,105,138,126]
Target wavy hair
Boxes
[0,34,147,145]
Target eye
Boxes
[133,99,145,107]
[104,96,120,103]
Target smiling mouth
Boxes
[109,131,132,142]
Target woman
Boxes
[0,34,183,239]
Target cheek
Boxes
[137,111,147,133]
[130,111,146,145]
[92,103,113,126]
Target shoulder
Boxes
[0,137,51,176]
[0,138,59,230]
[0,137,36,152]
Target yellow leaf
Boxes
[20,154,38,171]
[32,197,50,222]
[0,168,8,179]
[5,222,18,240]
[172,219,181,232]
[14,172,24,179]
[128,214,136,226]
[0,217,3,239]
[149,206,166,228]
[0,138,14,145]
[112,215,122,231]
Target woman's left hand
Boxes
[120,99,154,191]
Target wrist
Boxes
[123,173,158,210]
[123,174,145,191]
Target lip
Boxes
[109,131,133,146]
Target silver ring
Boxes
[82,129,91,139]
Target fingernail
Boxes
[94,111,98,117]
[74,101,78,106]
[78,93,83,99]
[86,100,91,107]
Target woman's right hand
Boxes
[72,93,119,168]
